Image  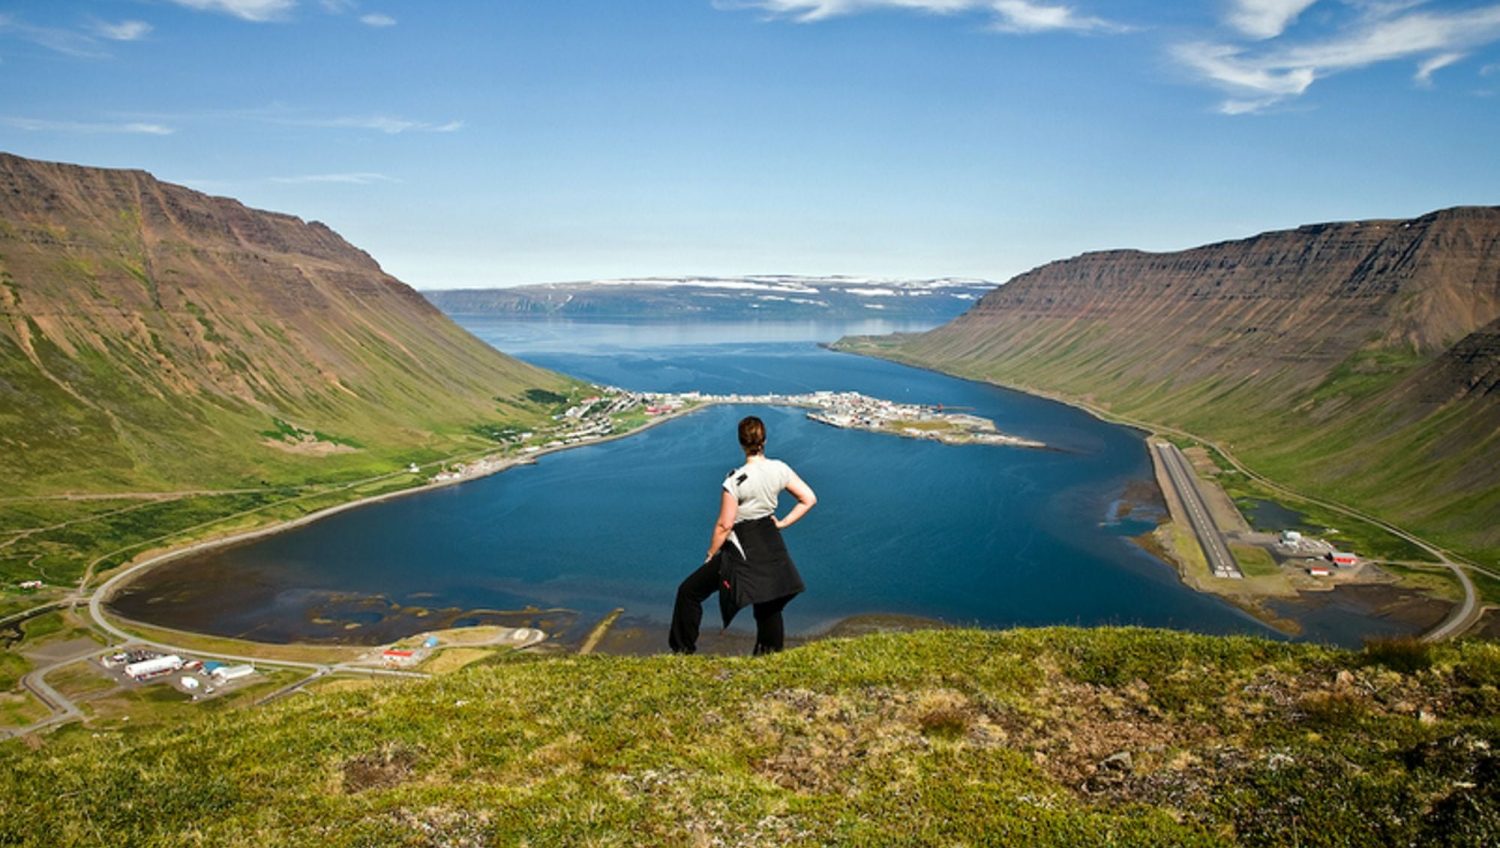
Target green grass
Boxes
[0,691,48,727]
[1230,544,1280,578]
[0,650,30,691]
[1,628,1495,846]
[46,661,117,701]
[1379,562,1467,603]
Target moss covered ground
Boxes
[2,628,1496,846]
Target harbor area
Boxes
[425,385,1045,487]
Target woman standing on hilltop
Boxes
[669,415,817,655]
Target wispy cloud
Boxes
[1414,51,1464,86]
[90,19,153,42]
[1176,3,1500,113]
[271,172,397,184]
[168,0,298,23]
[988,0,1122,34]
[722,1,1126,34]
[1,116,175,135]
[115,105,465,136]
[1226,0,1319,40]
[306,115,464,134]
[359,13,396,27]
[0,14,110,58]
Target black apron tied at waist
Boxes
[716,515,805,630]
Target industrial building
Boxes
[210,664,255,682]
[125,654,183,680]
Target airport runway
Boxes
[1155,442,1243,580]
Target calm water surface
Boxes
[111,317,1414,647]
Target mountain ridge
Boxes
[423,275,995,321]
[0,151,573,592]
[0,150,571,499]
[838,205,1500,561]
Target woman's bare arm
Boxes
[706,489,737,561]
[775,472,817,530]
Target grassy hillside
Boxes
[1,628,1496,846]
[0,153,577,598]
[837,208,1500,565]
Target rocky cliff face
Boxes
[875,207,1500,560]
[0,152,567,493]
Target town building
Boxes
[126,655,183,680]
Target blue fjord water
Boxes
[110,317,1411,647]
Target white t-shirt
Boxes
[723,458,794,523]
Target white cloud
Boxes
[0,15,109,58]
[271,172,397,184]
[359,13,396,27]
[114,106,466,136]
[1,116,175,135]
[723,1,974,23]
[1226,0,1319,40]
[1174,41,1316,98]
[1177,3,1500,112]
[308,115,464,134]
[1414,51,1464,86]
[723,0,1125,33]
[989,0,1121,34]
[92,20,153,41]
[168,0,297,23]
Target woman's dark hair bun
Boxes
[738,416,766,454]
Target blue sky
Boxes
[2,1,1497,287]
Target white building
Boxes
[126,655,183,679]
[211,664,255,682]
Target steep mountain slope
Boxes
[841,207,1500,560]
[424,276,994,321]
[0,152,571,496]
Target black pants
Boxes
[669,556,795,655]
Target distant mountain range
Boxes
[0,152,568,496]
[838,207,1500,562]
[423,276,996,321]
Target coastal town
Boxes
[430,386,1044,484]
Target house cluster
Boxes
[430,453,515,484]
[381,635,440,668]
[99,649,257,697]
[1279,530,1359,577]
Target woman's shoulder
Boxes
[767,458,795,478]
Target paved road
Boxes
[1421,559,1481,642]
[0,568,432,737]
[5,641,110,738]
[1155,442,1243,580]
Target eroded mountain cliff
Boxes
[846,207,1500,560]
[0,152,569,494]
